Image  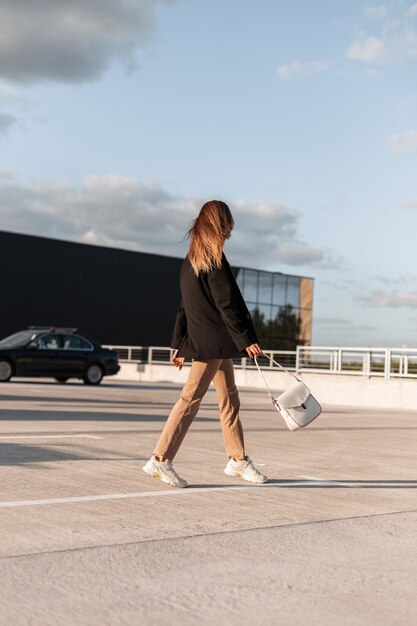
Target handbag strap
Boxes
[253,356,301,404]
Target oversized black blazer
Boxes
[171,253,258,359]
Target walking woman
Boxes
[143,200,268,487]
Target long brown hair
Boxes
[187,200,234,275]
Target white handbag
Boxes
[254,357,322,431]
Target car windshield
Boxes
[0,330,40,348]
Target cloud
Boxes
[0,175,337,271]
[270,243,340,269]
[0,0,171,84]
[0,174,187,252]
[274,243,324,265]
[0,112,17,134]
[355,289,417,308]
[389,130,417,150]
[313,317,377,336]
[371,274,417,285]
[0,169,17,180]
[315,317,353,326]
[276,60,333,79]
[346,36,388,63]
[0,82,27,107]
[0,82,32,138]
[218,199,338,268]
[409,3,417,17]
[364,5,388,19]
[0,82,29,137]
[346,8,417,65]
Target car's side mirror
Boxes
[28,342,38,350]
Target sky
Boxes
[1,0,417,347]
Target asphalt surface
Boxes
[0,377,416,626]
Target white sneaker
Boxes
[143,456,188,488]
[224,456,268,484]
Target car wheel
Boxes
[83,364,103,385]
[55,377,69,383]
[0,359,13,382]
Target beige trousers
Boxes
[154,359,245,462]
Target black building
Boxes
[0,231,313,349]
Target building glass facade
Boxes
[235,267,313,350]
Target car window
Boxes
[36,334,61,350]
[0,330,40,348]
[62,335,92,351]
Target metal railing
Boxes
[104,345,297,371]
[104,344,417,380]
[296,346,417,379]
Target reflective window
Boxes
[242,269,258,302]
[257,303,272,322]
[36,334,60,350]
[0,330,38,348]
[258,272,272,305]
[270,305,281,323]
[272,275,287,306]
[62,335,92,351]
[235,268,244,292]
[235,264,312,349]
[286,277,300,308]
[249,305,270,344]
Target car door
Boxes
[17,333,62,376]
[58,334,93,376]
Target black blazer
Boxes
[171,253,258,359]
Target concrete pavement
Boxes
[0,378,416,625]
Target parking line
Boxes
[300,475,357,487]
[0,481,312,508]
[0,435,102,440]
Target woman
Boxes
[143,200,268,488]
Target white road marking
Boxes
[0,481,312,509]
[0,435,102,440]
[300,475,357,487]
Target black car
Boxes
[0,328,120,385]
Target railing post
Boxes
[148,347,153,364]
[295,346,300,375]
[385,348,391,380]
[332,350,337,372]
[364,351,370,377]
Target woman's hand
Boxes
[172,350,185,370]
[246,343,263,360]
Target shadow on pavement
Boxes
[6,380,186,392]
[0,410,217,422]
[263,479,417,489]
[0,442,148,466]
[184,479,417,489]
[0,396,186,407]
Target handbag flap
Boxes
[276,381,311,408]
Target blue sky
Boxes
[1,0,417,347]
